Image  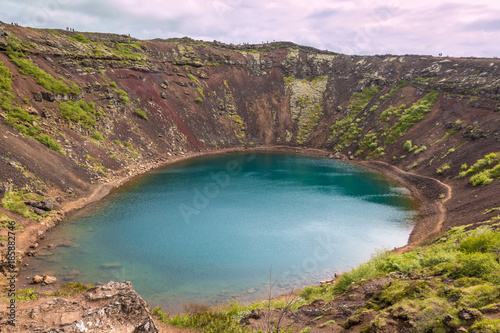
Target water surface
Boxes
[25,153,415,312]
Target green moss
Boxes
[59,100,101,129]
[436,164,450,174]
[385,91,439,144]
[91,131,104,141]
[134,109,148,120]
[117,89,130,105]
[36,134,62,153]
[1,190,44,219]
[461,153,500,186]
[6,48,81,96]
[71,34,89,43]
[297,101,322,144]
[283,75,295,85]
[330,86,380,145]
[14,288,38,302]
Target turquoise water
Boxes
[24,153,415,312]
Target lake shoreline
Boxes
[13,145,450,304]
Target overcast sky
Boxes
[2,0,499,57]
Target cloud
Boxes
[1,0,499,57]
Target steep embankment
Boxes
[0,21,499,331]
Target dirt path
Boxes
[359,160,452,253]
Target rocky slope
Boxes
[0,21,499,331]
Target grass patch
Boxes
[283,75,295,85]
[1,190,44,219]
[50,282,95,296]
[436,164,450,174]
[330,86,380,146]
[459,152,500,186]
[134,109,148,120]
[91,131,104,141]
[59,100,101,129]
[71,34,89,43]
[36,134,62,153]
[6,47,81,96]
[14,288,38,302]
[385,91,439,144]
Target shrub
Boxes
[414,145,427,154]
[71,34,89,43]
[59,100,100,128]
[109,81,117,88]
[469,319,500,333]
[403,140,412,151]
[436,164,450,174]
[445,252,499,278]
[134,109,148,120]
[460,229,500,254]
[194,97,203,104]
[117,89,130,105]
[91,131,104,141]
[124,141,133,148]
[385,91,439,144]
[36,134,62,153]
[7,50,81,95]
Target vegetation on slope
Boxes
[459,153,500,186]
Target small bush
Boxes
[194,97,203,104]
[91,131,104,141]
[403,140,413,151]
[414,145,427,154]
[134,109,148,120]
[469,318,500,333]
[117,89,130,105]
[124,141,133,148]
[109,81,117,88]
[445,252,499,278]
[59,100,100,128]
[14,288,38,301]
[71,34,89,43]
[36,134,62,153]
[436,164,450,174]
[460,229,500,254]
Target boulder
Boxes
[40,198,54,211]
[43,275,57,284]
[31,275,44,284]
[33,207,46,216]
